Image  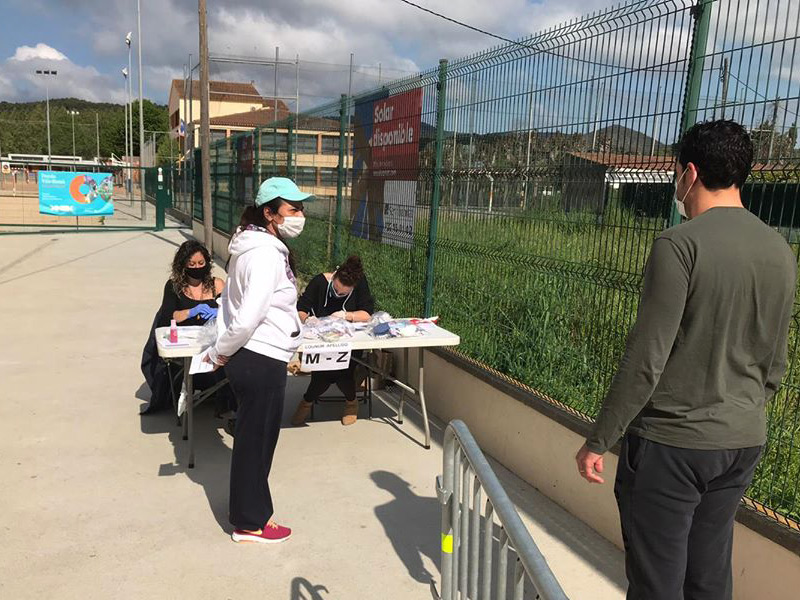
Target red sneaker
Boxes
[231,520,292,544]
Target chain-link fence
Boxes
[194,0,800,529]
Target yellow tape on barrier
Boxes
[441,533,453,554]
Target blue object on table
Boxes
[373,322,392,337]
[189,304,218,320]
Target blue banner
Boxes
[38,171,115,216]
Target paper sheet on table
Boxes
[189,349,215,375]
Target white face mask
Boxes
[276,215,305,238]
[673,169,694,220]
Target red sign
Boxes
[369,88,423,180]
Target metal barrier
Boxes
[434,420,568,600]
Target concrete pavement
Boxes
[0,228,625,599]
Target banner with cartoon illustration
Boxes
[38,171,115,216]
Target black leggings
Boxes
[303,353,361,403]
[224,348,287,531]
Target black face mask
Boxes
[185,265,210,280]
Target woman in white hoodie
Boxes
[206,177,311,544]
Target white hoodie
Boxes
[208,229,302,364]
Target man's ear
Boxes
[686,162,700,187]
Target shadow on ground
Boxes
[290,577,329,600]
[371,470,441,584]
[139,393,233,533]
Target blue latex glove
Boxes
[189,304,218,320]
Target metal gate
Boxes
[0,158,173,235]
[435,420,568,600]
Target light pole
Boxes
[34,69,57,164]
[136,0,146,220]
[122,67,131,198]
[95,112,100,162]
[126,32,134,202]
[68,109,79,169]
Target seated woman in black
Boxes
[158,240,224,328]
[141,240,231,415]
[291,255,374,427]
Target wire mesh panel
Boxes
[432,0,694,425]
[284,105,348,280]
[339,72,440,318]
[690,0,800,526]
[201,0,800,527]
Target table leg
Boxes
[398,347,409,424]
[417,348,431,449]
[182,361,189,440]
[186,357,195,469]
[367,356,373,419]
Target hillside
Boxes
[0,98,169,160]
[586,124,669,155]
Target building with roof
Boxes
[166,77,351,202]
[563,152,674,217]
[167,79,290,152]
[211,113,349,204]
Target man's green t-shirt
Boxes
[587,207,797,454]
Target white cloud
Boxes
[9,0,798,123]
[0,44,127,103]
[12,43,67,62]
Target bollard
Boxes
[155,166,166,231]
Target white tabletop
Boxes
[298,324,460,352]
[155,326,211,359]
[155,323,460,359]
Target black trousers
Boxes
[224,348,287,531]
[193,369,235,416]
[615,434,762,600]
[303,352,362,403]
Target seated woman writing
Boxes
[291,255,374,427]
[140,240,231,415]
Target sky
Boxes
[0,0,613,108]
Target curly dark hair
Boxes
[170,240,215,295]
[678,120,754,190]
[335,255,365,287]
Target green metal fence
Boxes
[197,0,800,529]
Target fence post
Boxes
[254,127,261,190]
[424,59,448,317]
[155,166,166,231]
[334,94,348,265]
[287,115,294,176]
[671,0,712,226]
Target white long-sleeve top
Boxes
[208,228,302,364]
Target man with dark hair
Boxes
[575,120,796,599]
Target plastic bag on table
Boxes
[368,311,393,326]
[302,316,354,342]
[198,318,218,347]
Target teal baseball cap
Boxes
[255,177,315,206]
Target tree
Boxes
[0,98,168,160]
